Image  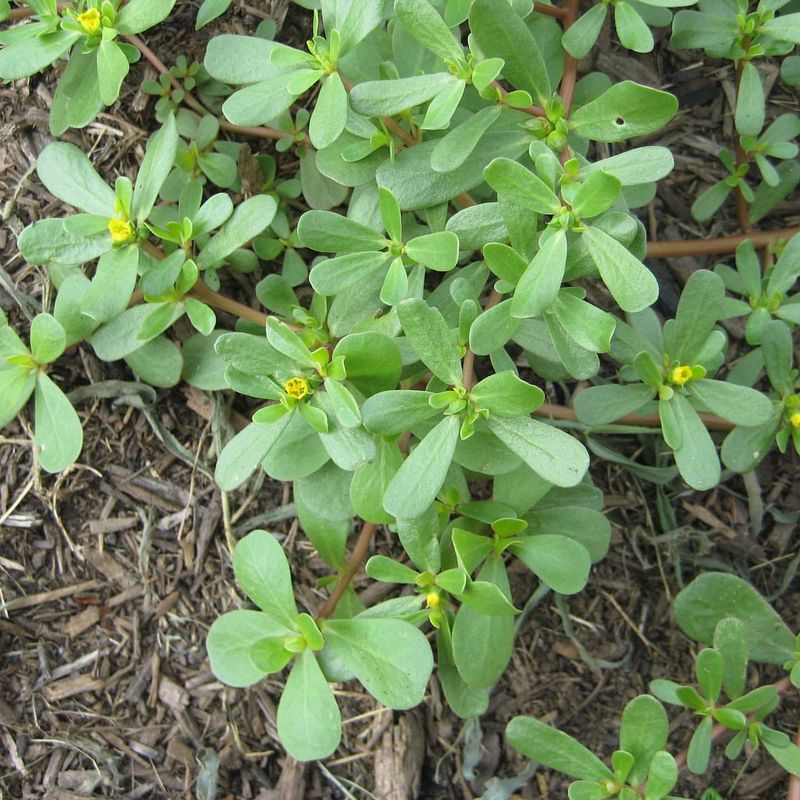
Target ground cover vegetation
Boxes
[1,0,800,796]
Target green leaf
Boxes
[511,229,567,318]
[276,650,341,761]
[132,113,179,223]
[50,47,103,135]
[18,218,110,266]
[249,637,293,674]
[431,106,502,174]
[397,298,463,385]
[198,194,277,268]
[484,157,561,215]
[509,534,591,594]
[81,244,139,323]
[332,332,402,396]
[115,0,175,33]
[619,695,669,783]
[265,318,316,368]
[686,716,713,775]
[762,319,793,394]
[573,383,655,426]
[469,0,551,103]
[0,366,36,428]
[471,371,544,417]
[30,313,66,364]
[571,81,678,142]
[383,414,460,519]
[310,252,390,296]
[761,728,800,776]
[614,2,654,53]
[96,40,129,106]
[436,623,490,719]
[581,146,674,185]
[525,506,611,564]
[487,415,589,487]
[562,3,607,58]
[644,751,678,799]
[196,0,231,28]
[692,179,732,222]
[695,647,723,704]
[456,577,518,616]
[713,617,747,700]
[350,438,403,524]
[735,62,765,137]
[571,171,621,219]
[365,555,419,584]
[673,572,796,664]
[469,299,520,355]
[362,390,440,435]
[309,72,347,149]
[323,618,433,708]
[451,555,515,687]
[233,529,298,627]
[125,336,182,388]
[663,269,724,362]
[669,393,720,491]
[394,0,464,62]
[378,187,402,242]
[34,371,83,472]
[349,73,457,116]
[323,377,361,428]
[506,716,615,781]
[214,415,292,491]
[0,27,80,82]
[185,299,216,336]
[298,210,387,253]
[406,231,459,271]
[36,142,115,216]
[687,379,773,427]
[207,609,293,687]
[583,226,658,313]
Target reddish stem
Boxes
[316,523,378,621]
[534,1,568,18]
[647,227,800,258]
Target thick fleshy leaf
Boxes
[214,415,293,491]
[674,572,796,664]
[349,73,457,116]
[509,534,591,594]
[323,618,433,708]
[484,158,561,215]
[36,142,116,216]
[687,379,774,427]
[81,245,140,323]
[309,72,347,149]
[383,414,460,519]
[96,40,129,106]
[34,371,83,472]
[511,230,567,318]
[506,717,614,781]
[669,393,720,491]
[206,609,293,687]
[276,651,341,761]
[233,529,298,626]
[133,113,179,222]
[487,415,589,487]
[619,695,669,783]
[397,298,463,385]
[116,0,175,33]
[583,226,658,312]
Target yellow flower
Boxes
[670,365,692,385]
[76,7,101,34]
[108,217,134,244]
[426,591,440,608]
[790,412,800,428]
[284,376,309,400]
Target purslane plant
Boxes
[0,0,176,133]
[2,0,799,782]
[507,573,800,796]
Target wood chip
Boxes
[63,606,101,638]
[166,738,194,768]
[86,549,134,587]
[158,676,189,711]
[87,516,138,535]
[45,674,104,702]
[3,580,102,613]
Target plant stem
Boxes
[647,227,800,258]
[534,1,568,18]
[559,0,581,117]
[316,522,378,621]
[535,402,733,431]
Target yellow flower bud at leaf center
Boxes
[790,412,800,428]
[77,7,101,34]
[670,365,692,385]
[426,591,440,608]
[284,376,309,400]
[108,217,134,244]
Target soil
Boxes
[0,3,799,800]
